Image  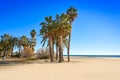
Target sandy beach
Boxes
[0,57,120,80]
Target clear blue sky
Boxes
[0,0,120,55]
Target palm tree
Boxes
[55,13,71,62]
[53,24,69,61]
[0,40,4,57]
[40,16,55,62]
[30,29,36,51]
[66,7,78,62]
[21,35,29,47]
[20,35,31,57]
[30,29,36,40]
[0,34,11,60]
[9,37,18,57]
[15,37,22,57]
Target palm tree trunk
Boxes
[2,49,7,61]
[31,37,34,49]
[67,22,72,62]
[18,43,21,57]
[0,52,1,58]
[49,36,54,62]
[52,41,54,59]
[59,35,63,62]
[2,51,5,61]
[11,47,14,57]
[67,33,71,62]
[59,47,61,62]
[56,43,59,60]
[62,51,64,61]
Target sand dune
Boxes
[0,57,120,80]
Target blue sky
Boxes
[0,0,120,55]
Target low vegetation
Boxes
[35,48,50,59]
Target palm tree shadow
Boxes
[0,59,32,66]
[0,58,81,66]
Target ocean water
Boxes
[64,55,120,58]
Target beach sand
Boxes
[0,57,120,80]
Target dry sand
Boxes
[0,57,120,80]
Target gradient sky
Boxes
[0,0,120,55]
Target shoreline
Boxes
[64,55,120,58]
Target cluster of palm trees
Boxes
[40,7,77,62]
[0,7,77,62]
[0,29,36,59]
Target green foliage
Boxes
[66,7,78,22]
[21,35,29,47]
[0,34,12,56]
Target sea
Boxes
[64,55,120,58]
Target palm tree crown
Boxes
[30,29,36,39]
[67,7,78,23]
[21,35,29,47]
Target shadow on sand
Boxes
[0,57,80,66]
[0,58,50,66]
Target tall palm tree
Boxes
[40,16,55,62]
[53,21,69,61]
[55,13,71,62]
[66,7,78,62]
